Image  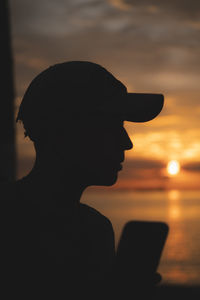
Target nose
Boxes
[121,127,133,151]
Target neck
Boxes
[24,154,88,208]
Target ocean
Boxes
[82,189,200,286]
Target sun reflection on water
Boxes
[159,190,191,285]
[168,190,181,220]
[167,190,181,220]
[168,190,180,202]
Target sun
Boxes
[167,160,180,176]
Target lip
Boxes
[109,157,124,171]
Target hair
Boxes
[16,61,127,142]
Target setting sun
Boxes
[167,160,180,176]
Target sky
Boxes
[10,0,200,190]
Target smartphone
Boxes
[116,221,169,277]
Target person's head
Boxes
[16,61,164,186]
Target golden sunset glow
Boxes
[13,1,200,191]
[167,160,180,176]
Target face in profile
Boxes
[52,113,133,187]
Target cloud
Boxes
[183,161,200,172]
[12,29,200,99]
[11,1,200,101]
[10,0,111,36]
[123,158,165,169]
[121,0,200,20]
[119,158,165,179]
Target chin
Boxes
[92,171,119,186]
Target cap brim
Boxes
[109,93,164,122]
[123,93,164,122]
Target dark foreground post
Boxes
[0,0,16,182]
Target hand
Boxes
[129,271,162,288]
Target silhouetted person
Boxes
[2,61,164,299]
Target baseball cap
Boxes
[16,61,164,136]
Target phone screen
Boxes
[116,221,169,276]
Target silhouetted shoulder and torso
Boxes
[1,178,115,297]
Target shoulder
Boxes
[80,204,115,262]
[80,203,113,229]
[80,203,111,224]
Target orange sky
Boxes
[11,0,200,189]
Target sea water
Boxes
[82,189,200,286]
